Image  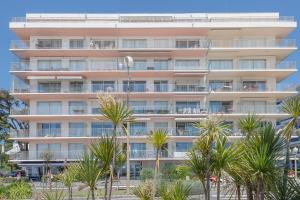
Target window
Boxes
[176,101,201,114]
[36,39,62,49]
[36,144,61,159]
[69,122,86,137]
[175,142,192,152]
[133,60,147,70]
[122,39,147,48]
[69,39,84,49]
[128,101,147,114]
[175,40,201,48]
[69,101,87,115]
[242,81,266,91]
[91,122,113,136]
[90,40,116,49]
[175,59,200,70]
[130,143,146,158]
[154,80,168,92]
[209,101,233,113]
[130,122,147,136]
[37,123,61,137]
[69,60,86,71]
[240,59,266,70]
[176,122,198,136]
[68,143,85,159]
[37,101,62,115]
[240,101,267,114]
[154,101,169,114]
[69,81,84,93]
[37,60,62,71]
[92,81,115,92]
[209,60,233,70]
[38,82,61,93]
[209,80,233,91]
[123,81,146,92]
[153,60,169,70]
[154,122,168,131]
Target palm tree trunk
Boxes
[216,172,221,200]
[91,189,95,200]
[259,177,264,200]
[201,180,207,200]
[283,139,291,188]
[246,182,253,200]
[206,143,212,200]
[108,125,117,200]
[236,184,241,200]
[104,174,108,200]
[153,149,160,200]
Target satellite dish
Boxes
[124,56,134,68]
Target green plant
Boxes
[280,95,300,187]
[40,190,65,200]
[75,153,105,200]
[160,181,192,200]
[265,178,300,200]
[194,116,230,200]
[5,181,32,200]
[97,94,134,200]
[133,180,154,200]
[140,168,154,181]
[57,164,78,200]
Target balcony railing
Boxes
[10,39,296,50]
[10,60,296,72]
[11,15,295,23]
[10,103,286,116]
[11,83,208,93]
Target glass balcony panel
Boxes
[69,122,86,137]
[122,39,147,48]
[68,143,85,159]
[123,81,146,92]
[37,60,62,71]
[154,81,168,92]
[69,81,84,93]
[36,39,62,49]
[38,82,61,93]
[176,101,202,114]
[92,81,115,92]
[69,39,84,49]
[130,122,147,136]
[69,101,87,115]
[37,102,62,115]
[37,123,61,137]
[209,60,233,70]
[132,60,147,70]
[69,60,86,71]
[91,122,113,136]
[176,122,199,136]
[209,81,233,91]
[153,60,169,70]
[242,81,266,91]
[175,59,200,70]
[90,40,116,49]
[240,59,267,70]
[209,101,233,113]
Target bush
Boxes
[140,168,154,181]
[161,163,189,180]
[0,181,32,200]
[133,180,154,200]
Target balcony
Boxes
[10,39,296,51]
[11,83,208,94]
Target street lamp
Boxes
[292,147,299,179]
[124,56,133,193]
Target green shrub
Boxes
[140,168,154,181]
[0,181,32,200]
[161,163,189,180]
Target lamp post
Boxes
[292,147,299,179]
[124,56,133,193]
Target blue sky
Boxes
[0,0,299,90]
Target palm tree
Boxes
[75,153,105,200]
[238,114,261,200]
[194,116,230,200]
[58,164,78,200]
[241,124,285,200]
[238,114,261,138]
[89,137,114,200]
[211,136,240,200]
[266,178,300,200]
[187,149,208,199]
[149,129,168,175]
[97,94,134,200]
[280,95,300,187]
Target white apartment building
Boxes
[9,13,297,179]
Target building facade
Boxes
[9,13,297,179]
